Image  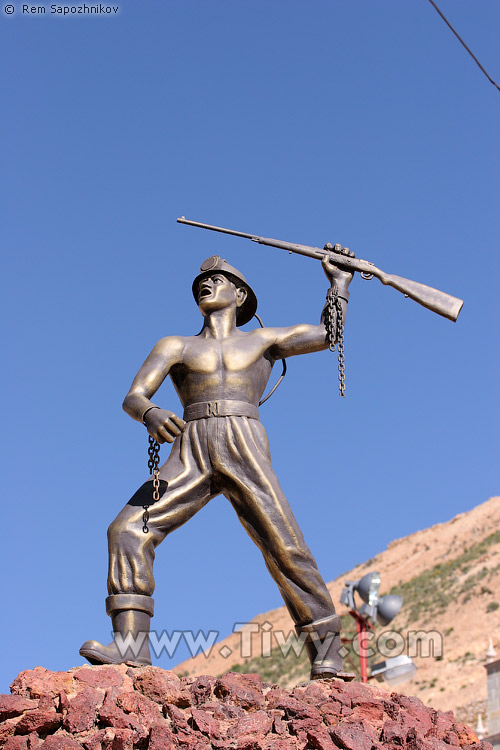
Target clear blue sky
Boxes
[1,0,498,691]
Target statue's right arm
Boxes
[122,337,186,444]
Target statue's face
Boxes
[197,273,246,315]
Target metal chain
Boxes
[144,435,161,533]
[325,285,346,397]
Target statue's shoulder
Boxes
[153,335,188,355]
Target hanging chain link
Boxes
[325,284,346,397]
[144,435,161,533]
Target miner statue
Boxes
[80,219,462,679]
[80,250,356,680]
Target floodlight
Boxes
[376,594,403,626]
[340,571,381,612]
[370,655,417,685]
[340,572,402,625]
[357,572,381,604]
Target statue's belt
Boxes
[183,400,259,422]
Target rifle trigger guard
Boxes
[361,272,374,280]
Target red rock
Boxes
[340,703,353,717]
[450,722,480,746]
[63,687,102,734]
[339,681,375,704]
[394,693,434,734]
[15,710,62,736]
[349,698,384,725]
[292,681,330,706]
[0,665,487,750]
[149,723,178,749]
[131,666,191,708]
[10,669,74,701]
[74,666,128,691]
[212,701,244,722]
[431,709,455,734]
[3,737,29,750]
[97,690,145,739]
[383,698,400,720]
[264,686,288,704]
[330,721,375,750]
[234,735,267,750]
[175,726,211,748]
[116,690,163,729]
[324,682,352,709]
[405,731,454,750]
[206,738,233,750]
[304,725,335,750]
[57,692,70,712]
[40,733,84,749]
[0,720,18,745]
[264,740,296,750]
[227,710,273,738]
[270,709,286,735]
[344,717,379,743]
[267,694,321,722]
[27,732,42,749]
[191,706,221,737]
[320,707,341,729]
[0,695,38,722]
[215,673,265,711]
[81,728,117,749]
[190,675,216,706]
[381,718,407,744]
[442,731,461,745]
[108,728,134,750]
[164,703,191,731]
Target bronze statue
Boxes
[80,251,356,680]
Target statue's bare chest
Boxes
[181,337,264,375]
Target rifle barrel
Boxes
[177,217,258,241]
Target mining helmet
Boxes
[192,255,258,327]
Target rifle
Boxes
[177,217,463,322]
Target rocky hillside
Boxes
[174,496,500,725]
[0,664,491,749]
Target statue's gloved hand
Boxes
[144,408,186,444]
[321,247,355,292]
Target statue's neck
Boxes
[201,308,238,339]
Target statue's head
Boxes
[192,256,257,326]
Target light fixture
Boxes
[376,594,403,626]
[340,571,380,611]
[340,571,402,625]
[370,655,417,685]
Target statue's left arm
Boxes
[266,257,354,359]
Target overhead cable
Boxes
[426,0,500,94]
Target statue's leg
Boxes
[80,420,216,666]
[217,416,354,680]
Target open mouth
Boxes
[199,287,212,299]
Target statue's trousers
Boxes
[107,415,337,627]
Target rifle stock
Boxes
[375,272,463,322]
[177,217,463,322]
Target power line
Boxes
[426,0,500,94]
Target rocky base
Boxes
[0,665,492,749]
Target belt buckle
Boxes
[207,400,219,417]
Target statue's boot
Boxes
[296,614,356,681]
[79,594,154,666]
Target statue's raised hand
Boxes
[321,246,355,292]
